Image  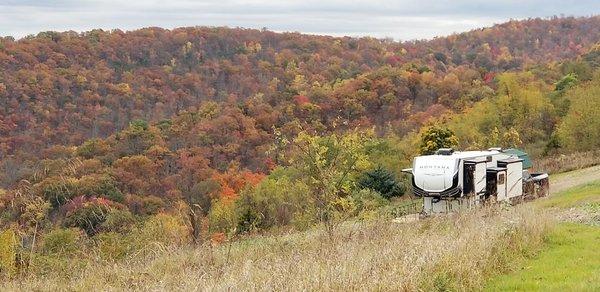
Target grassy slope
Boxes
[485,180,600,291]
[485,223,600,291]
[2,170,599,290]
[539,180,600,208]
[1,205,552,291]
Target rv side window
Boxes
[498,173,505,184]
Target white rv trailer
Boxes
[403,148,526,214]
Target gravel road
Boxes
[550,165,600,194]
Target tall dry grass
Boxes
[2,204,553,291]
[533,150,600,174]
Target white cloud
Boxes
[0,0,598,40]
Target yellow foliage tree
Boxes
[558,77,600,151]
[418,124,459,155]
[292,130,374,236]
[449,72,554,150]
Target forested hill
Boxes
[1,16,600,187]
[3,14,600,252]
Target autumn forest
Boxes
[2,16,600,274]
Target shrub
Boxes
[358,166,405,199]
[42,145,76,160]
[351,188,388,219]
[291,131,374,233]
[0,229,17,277]
[208,199,237,233]
[328,196,357,222]
[557,77,600,151]
[41,228,84,256]
[290,208,318,231]
[94,232,131,260]
[100,209,136,233]
[75,159,104,176]
[235,177,312,232]
[36,177,78,208]
[132,213,189,247]
[235,204,262,233]
[63,197,116,235]
[555,73,578,91]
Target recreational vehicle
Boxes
[403,148,548,214]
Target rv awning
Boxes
[504,148,533,169]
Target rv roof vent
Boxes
[435,148,455,155]
[488,147,502,152]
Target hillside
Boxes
[3,16,600,283]
[1,16,600,187]
[2,168,599,291]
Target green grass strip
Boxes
[538,180,600,209]
[485,222,600,291]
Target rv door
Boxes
[496,171,507,201]
[463,162,476,195]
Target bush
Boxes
[94,232,131,260]
[41,228,84,256]
[75,159,104,176]
[0,229,17,277]
[555,73,578,91]
[358,166,405,199]
[63,197,115,235]
[208,199,237,233]
[351,188,388,219]
[36,177,78,208]
[235,176,312,232]
[100,209,136,233]
[328,197,357,221]
[289,208,318,231]
[132,213,189,246]
[557,77,600,151]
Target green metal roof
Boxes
[504,148,533,169]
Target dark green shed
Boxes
[504,148,533,169]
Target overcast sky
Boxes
[1,0,598,41]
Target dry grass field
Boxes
[533,150,600,174]
[5,165,600,291]
[2,205,552,291]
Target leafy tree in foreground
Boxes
[292,130,373,237]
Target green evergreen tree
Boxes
[358,167,405,199]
